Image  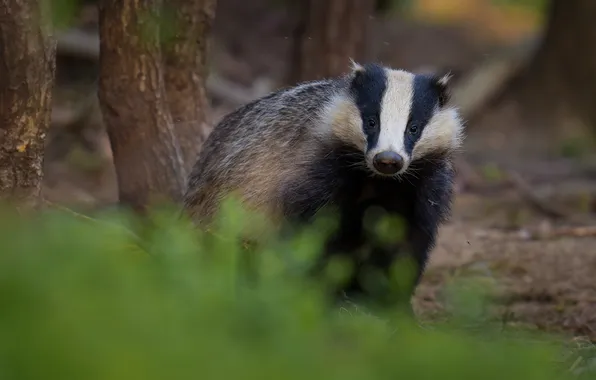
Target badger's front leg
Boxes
[408,160,456,287]
[322,212,419,313]
[356,161,456,312]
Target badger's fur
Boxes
[183,62,465,308]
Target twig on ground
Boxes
[455,163,573,219]
[506,170,571,220]
[519,224,596,241]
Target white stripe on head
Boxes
[369,70,414,160]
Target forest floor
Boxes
[418,178,596,340]
[44,0,596,342]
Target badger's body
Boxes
[183,62,464,307]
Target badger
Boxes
[183,61,465,310]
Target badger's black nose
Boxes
[373,151,404,175]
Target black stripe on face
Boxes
[349,64,387,151]
[404,74,442,155]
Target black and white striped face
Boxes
[348,62,464,177]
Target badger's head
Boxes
[327,62,464,177]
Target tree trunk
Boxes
[288,0,375,84]
[0,0,56,209]
[161,0,217,173]
[98,0,187,212]
[510,0,596,134]
[465,0,596,161]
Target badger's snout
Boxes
[372,151,404,175]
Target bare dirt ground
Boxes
[45,0,596,342]
[418,186,596,340]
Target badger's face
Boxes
[347,63,464,177]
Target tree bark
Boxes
[161,0,217,173]
[510,0,596,134]
[0,0,57,209]
[98,0,187,212]
[288,0,375,84]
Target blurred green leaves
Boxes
[0,200,580,380]
[41,0,82,31]
[40,0,181,48]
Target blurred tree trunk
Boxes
[0,0,57,209]
[288,0,375,84]
[98,0,187,212]
[161,0,217,173]
[511,0,596,134]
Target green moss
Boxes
[41,0,83,31]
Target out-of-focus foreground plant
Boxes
[0,200,576,380]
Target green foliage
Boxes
[41,0,82,31]
[0,200,579,380]
[42,0,180,47]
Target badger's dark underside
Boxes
[281,144,455,310]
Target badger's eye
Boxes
[408,124,419,135]
[367,118,376,129]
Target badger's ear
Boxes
[432,72,453,107]
[348,58,366,85]
[349,58,365,74]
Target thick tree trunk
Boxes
[162,0,217,173]
[511,0,596,134]
[98,0,187,212]
[465,0,596,161]
[289,0,375,84]
[0,0,56,209]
